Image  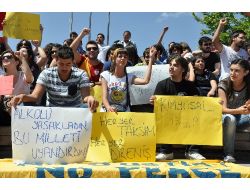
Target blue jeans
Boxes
[223,114,250,155]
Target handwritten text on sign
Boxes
[126,65,169,105]
[86,112,156,162]
[154,96,222,145]
[3,12,41,40]
[11,106,92,164]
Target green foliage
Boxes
[192,12,250,45]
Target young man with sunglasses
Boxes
[70,28,103,86]
[213,18,249,81]
[11,46,98,111]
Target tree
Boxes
[192,12,250,45]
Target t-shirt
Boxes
[218,78,249,109]
[195,71,217,96]
[219,45,249,80]
[154,78,199,96]
[101,71,135,112]
[36,67,90,107]
[12,71,31,95]
[78,55,103,82]
[203,52,220,72]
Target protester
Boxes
[150,54,206,161]
[11,46,98,111]
[218,59,250,163]
[70,28,103,85]
[189,55,218,96]
[100,47,156,112]
[213,18,249,80]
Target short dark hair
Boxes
[143,47,150,58]
[230,30,246,43]
[168,54,189,78]
[57,46,74,60]
[97,33,105,39]
[169,43,183,55]
[86,40,98,50]
[198,36,212,46]
[70,32,78,38]
[123,30,131,36]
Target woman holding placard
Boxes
[101,47,156,112]
[218,59,250,163]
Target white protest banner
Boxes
[126,65,169,105]
[11,106,92,164]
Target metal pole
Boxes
[69,12,73,33]
[88,12,92,41]
[107,12,110,45]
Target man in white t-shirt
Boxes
[212,18,249,80]
[96,33,110,63]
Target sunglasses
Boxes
[87,47,98,51]
[2,55,14,61]
[51,50,57,54]
[203,43,212,46]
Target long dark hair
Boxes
[227,59,250,99]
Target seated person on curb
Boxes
[218,59,250,163]
[189,55,218,97]
[150,55,206,161]
[11,46,98,111]
[101,47,156,112]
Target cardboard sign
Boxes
[154,96,222,145]
[11,106,92,164]
[3,12,41,40]
[126,65,169,105]
[0,75,14,95]
[87,112,156,162]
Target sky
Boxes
[2,12,208,57]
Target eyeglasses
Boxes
[203,43,212,46]
[86,47,98,51]
[2,55,14,61]
[51,50,57,54]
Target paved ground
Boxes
[1,145,249,166]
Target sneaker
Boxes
[223,155,236,163]
[185,151,206,160]
[156,152,174,161]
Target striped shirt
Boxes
[37,67,90,107]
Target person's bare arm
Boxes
[212,18,227,53]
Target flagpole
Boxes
[88,12,92,41]
[69,12,73,33]
[107,12,111,45]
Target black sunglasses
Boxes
[2,55,14,60]
[51,50,57,54]
[203,43,212,46]
[87,47,98,51]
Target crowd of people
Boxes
[0,18,250,163]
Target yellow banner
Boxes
[3,12,41,40]
[86,112,156,162]
[90,85,102,112]
[155,96,222,145]
[0,159,250,178]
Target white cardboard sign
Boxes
[126,65,169,105]
[11,106,92,164]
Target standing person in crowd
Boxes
[212,18,249,80]
[245,41,250,62]
[70,28,103,86]
[189,55,218,97]
[1,50,33,114]
[16,39,47,92]
[96,33,110,64]
[218,59,250,163]
[44,43,62,68]
[70,31,85,55]
[136,47,150,66]
[11,46,98,111]
[196,36,221,78]
[150,55,206,161]
[101,47,156,112]
[168,43,183,56]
